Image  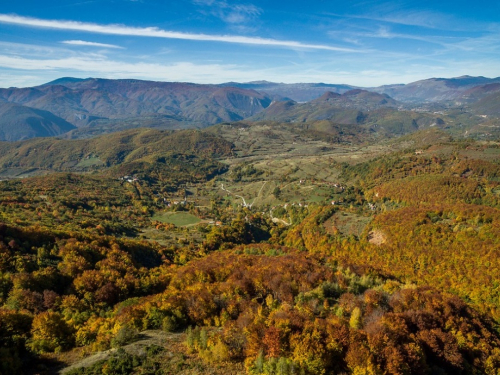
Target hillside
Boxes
[0,102,75,141]
[457,83,500,103]
[374,75,500,103]
[0,128,233,181]
[251,89,397,121]
[470,90,500,116]
[0,78,272,131]
[220,81,357,102]
[248,90,448,137]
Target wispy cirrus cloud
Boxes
[0,53,299,85]
[336,25,462,46]
[193,0,261,24]
[0,52,419,87]
[328,20,500,58]
[61,40,124,49]
[325,5,494,33]
[335,10,446,29]
[1,44,499,89]
[0,14,358,52]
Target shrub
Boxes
[111,324,139,348]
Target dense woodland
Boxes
[1,128,500,374]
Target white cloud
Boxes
[0,52,390,87]
[61,40,124,49]
[347,26,460,46]
[0,14,359,52]
[0,41,66,56]
[2,49,496,88]
[193,0,261,24]
[0,73,46,88]
[358,10,446,29]
[324,7,484,34]
[0,53,262,83]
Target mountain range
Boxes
[220,81,356,102]
[0,75,500,141]
[0,78,273,139]
[373,75,500,103]
[248,90,451,136]
[223,75,500,103]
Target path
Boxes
[221,183,249,207]
[60,331,181,374]
[269,208,291,226]
[220,181,268,208]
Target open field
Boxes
[152,212,202,226]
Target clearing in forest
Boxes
[152,212,201,226]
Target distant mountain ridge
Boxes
[249,89,448,136]
[1,75,500,141]
[251,89,399,122]
[43,77,88,86]
[0,102,75,141]
[0,78,273,129]
[220,80,357,102]
[222,75,500,104]
[372,75,500,103]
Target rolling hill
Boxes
[457,83,500,103]
[0,101,75,141]
[0,128,233,179]
[251,89,399,121]
[248,90,447,136]
[470,90,500,116]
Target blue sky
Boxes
[0,0,499,87]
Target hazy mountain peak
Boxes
[317,91,342,100]
[42,77,89,86]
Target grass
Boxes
[152,212,201,226]
[75,156,105,168]
[59,330,245,375]
[324,211,373,237]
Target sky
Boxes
[0,0,500,88]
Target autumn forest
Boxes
[1,123,500,375]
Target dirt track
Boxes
[60,330,181,374]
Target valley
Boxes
[1,76,500,375]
